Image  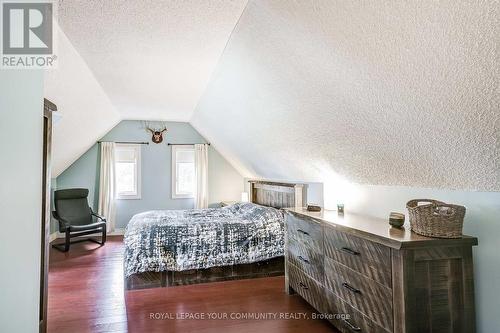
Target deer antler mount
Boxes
[144,121,168,144]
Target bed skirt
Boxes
[125,256,284,290]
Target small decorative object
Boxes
[241,192,249,203]
[389,225,406,237]
[389,212,405,228]
[307,204,321,212]
[144,121,168,144]
[337,204,344,214]
[406,199,466,238]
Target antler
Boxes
[143,121,167,133]
[143,121,153,133]
[156,121,168,133]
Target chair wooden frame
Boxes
[51,211,107,252]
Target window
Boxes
[115,144,141,199]
[172,145,195,198]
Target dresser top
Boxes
[285,207,478,249]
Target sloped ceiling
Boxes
[45,24,121,177]
[50,0,499,190]
[55,0,248,121]
[191,0,500,191]
[47,0,247,176]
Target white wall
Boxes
[208,147,245,207]
[0,70,44,332]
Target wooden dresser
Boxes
[284,208,478,333]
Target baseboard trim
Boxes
[50,228,126,240]
[107,228,126,236]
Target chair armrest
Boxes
[91,211,107,222]
[52,211,71,229]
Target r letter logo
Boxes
[1,1,57,68]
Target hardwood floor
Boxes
[48,236,338,333]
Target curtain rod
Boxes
[167,143,210,146]
[96,141,210,146]
[98,141,149,145]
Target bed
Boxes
[124,180,306,289]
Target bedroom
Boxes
[0,1,498,333]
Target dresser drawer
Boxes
[325,289,391,333]
[288,263,326,313]
[286,213,323,253]
[324,257,393,331]
[288,238,324,283]
[324,226,392,287]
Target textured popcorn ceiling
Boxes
[51,0,500,190]
[191,0,500,191]
[45,24,121,177]
[56,0,247,120]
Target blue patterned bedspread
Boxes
[124,203,285,277]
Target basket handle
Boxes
[433,203,457,217]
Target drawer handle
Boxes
[297,229,310,236]
[342,282,361,294]
[299,282,309,290]
[340,247,360,256]
[297,256,310,264]
[342,318,361,332]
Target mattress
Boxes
[124,202,285,277]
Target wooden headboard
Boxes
[249,180,307,209]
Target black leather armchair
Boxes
[52,188,107,252]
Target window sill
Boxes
[172,195,195,199]
[116,196,141,200]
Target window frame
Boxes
[115,143,142,200]
[171,145,195,199]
